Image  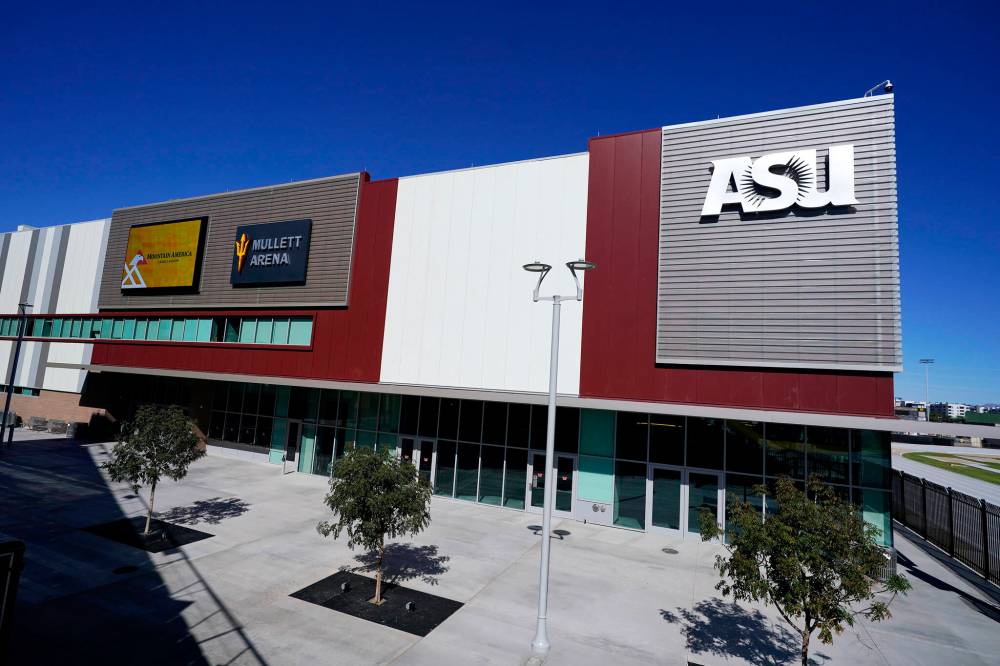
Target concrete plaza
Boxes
[3,431,999,665]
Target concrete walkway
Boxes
[3,432,999,665]
[892,442,1000,503]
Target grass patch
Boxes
[902,452,1000,485]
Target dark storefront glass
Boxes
[313,426,336,476]
[399,395,420,435]
[555,456,573,512]
[686,417,724,470]
[226,383,245,413]
[338,391,359,429]
[724,473,764,516]
[434,441,456,497]
[503,448,527,509]
[208,412,225,439]
[613,460,646,529]
[455,443,479,501]
[255,418,273,449]
[555,407,579,453]
[530,404,547,449]
[243,383,261,415]
[438,398,460,440]
[807,426,850,484]
[459,400,483,443]
[223,413,239,442]
[506,403,530,447]
[482,402,507,446]
[765,423,806,479]
[358,392,380,431]
[853,430,891,488]
[688,472,719,534]
[726,421,764,475]
[237,414,256,445]
[651,467,682,530]
[259,384,277,417]
[379,394,400,433]
[649,414,684,465]
[288,387,317,422]
[478,445,504,505]
[418,397,439,438]
[615,411,648,462]
[318,390,339,425]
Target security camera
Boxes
[884,80,894,93]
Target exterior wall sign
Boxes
[230,218,312,286]
[120,217,206,291]
[700,144,858,216]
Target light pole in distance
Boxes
[919,358,934,421]
[2,302,33,447]
[522,258,596,655]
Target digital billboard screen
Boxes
[120,217,206,291]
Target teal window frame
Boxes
[288,318,312,345]
[100,318,113,339]
[183,318,200,342]
[134,319,148,340]
[71,319,83,338]
[170,319,185,341]
[111,319,124,339]
[255,318,273,344]
[51,318,64,337]
[122,319,136,340]
[271,318,290,345]
[239,318,257,343]
[196,319,212,342]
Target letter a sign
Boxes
[700,144,858,216]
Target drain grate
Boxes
[662,547,679,555]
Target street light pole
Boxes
[920,358,934,421]
[523,259,595,656]
[2,302,33,447]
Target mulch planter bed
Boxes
[290,570,463,636]
[82,517,213,553]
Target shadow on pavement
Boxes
[0,435,266,665]
[348,543,451,586]
[660,598,829,665]
[157,496,252,526]
[896,550,1000,623]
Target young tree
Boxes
[103,404,205,535]
[700,476,910,666]
[317,446,432,604]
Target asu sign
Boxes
[230,219,312,286]
[700,144,858,216]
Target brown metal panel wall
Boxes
[657,96,900,371]
[98,173,361,309]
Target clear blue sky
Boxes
[2,3,997,404]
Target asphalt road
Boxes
[892,442,1000,503]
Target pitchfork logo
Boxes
[121,251,148,289]
[700,144,858,216]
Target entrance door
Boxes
[647,465,723,537]
[527,452,576,517]
[400,437,436,487]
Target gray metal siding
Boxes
[657,96,901,371]
[98,173,361,309]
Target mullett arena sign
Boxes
[231,218,313,286]
[701,144,858,216]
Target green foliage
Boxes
[103,404,204,493]
[700,476,910,665]
[318,447,432,550]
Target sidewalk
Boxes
[3,432,999,665]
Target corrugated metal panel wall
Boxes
[98,173,361,309]
[657,96,900,371]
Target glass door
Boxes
[647,464,683,534]
[527,451,576,516]
[646,466,723,538]
[400,437,436,487]
[686,470,723,537]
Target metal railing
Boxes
[892,469,1000,586]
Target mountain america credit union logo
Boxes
[700,144,858,216]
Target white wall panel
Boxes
[381,154,589,395]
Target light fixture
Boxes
[864,80,894,97]
[566,259,596,301]
[523,261,553,302]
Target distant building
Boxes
[930,403,970,420]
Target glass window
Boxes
[196,319,212,342]
[288,318,312,345]
[134,319,147,340]
[861,488,892,547]
[181,318,197,342]
[765,423,806,479]
[555,407,579,453]
[337,391,359,429]
[503,448,527,509]
[399,395,419,435]
[30,318,43,336]
[459,400,483,443]
[358,392,379,431]
[51,318,64,337]
[210,317,225,342]
[530,404,547,448]
[69,318,81,338]
[807,426,850,484]
[579,409,615,457]
[312,427,335,476]
[613,460,646,529]
[271,318,290,345]
[255,318,273,344]
[122,319,136,340]
[153,319,168,340]
[379,394,401,433]
[243,383,261,414]
[208,412,225,440]
[455,443,479,502]
[98,318,112,338]
[726,421,764,475]
[687,417,724,470]
[506,403,530,447]
[259,384,277,417]
[482,402,506,446]
[418,397,439,437]
[434,440,456,497]
[170,319,185,341]
[724,473,765,518]
[239,318,256,343]
[318,390,339,425]
[111,319,124,339]
[224,318,239,342]
[288,387,319,422]
[616,411,648,461]
[377,432,397,451]
[356,430,376,450]
[438,398,459,440]
[651,467,683,530]
[649,414,684,465]
[221,412,239,442]
[478,445,504,505]
[853,430,891,489]
[255,418,273,450]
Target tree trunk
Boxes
[373,539,385,604]
[144,481,157,536]
[800,629,810,666]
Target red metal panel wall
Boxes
[578,130,894,417]
[91,176,399,383]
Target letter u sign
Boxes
[700,144,858,216]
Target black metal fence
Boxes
[892,470,1000,586]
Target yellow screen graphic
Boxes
[121,218,203,290]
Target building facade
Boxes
[0,95,903,544]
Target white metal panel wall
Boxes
[0,230,33,387]
[45,219,111,392]
[381,154,589,394]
